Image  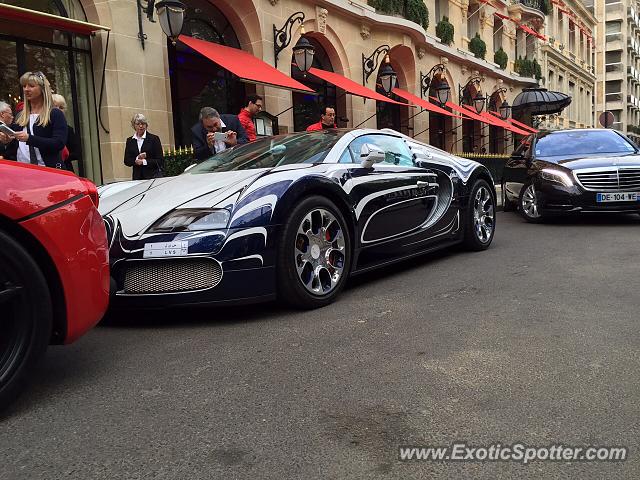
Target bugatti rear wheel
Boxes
[277,196,352,309]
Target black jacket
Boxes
[124,132,164,180]
[191,114,248,161]
[4,108,68,169]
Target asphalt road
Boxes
[2,211,640,479]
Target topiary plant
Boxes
[368,0,403,15]
[494,47,508,69]
[532,58,542,80]
[469,33,487,59]
[436,16,455,45]
[406,0,429,29]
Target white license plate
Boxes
[143,241,189,258]
[596,192,639,202]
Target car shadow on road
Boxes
[503,211,640,226]
[99,301,292,329]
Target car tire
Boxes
[501,182,515,212]
[0,230,52,411]
[277,195,352,309]
[519,182,545,223]
[463,179,496,251]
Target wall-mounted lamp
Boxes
[137,0,185,49]
[362,45,390,86]
[420,64,450,105]
[459,76,485,114]
[274,12,315,71]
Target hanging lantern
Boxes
[474,91,486,114]
[378,55,397,95]
[435,80,451,106]
[499,100,512,119]
[155,0,186,45]
[293,26,315,75]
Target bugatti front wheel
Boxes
[277,196,352,309]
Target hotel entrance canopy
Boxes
[0,3,110,35]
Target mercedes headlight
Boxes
[148,209,230,233]
[540,168,574,187]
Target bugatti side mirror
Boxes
[360,143,386,168]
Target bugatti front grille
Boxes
[122,258,223,294]
[576,168,640,191]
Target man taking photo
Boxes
[191,107,248,161]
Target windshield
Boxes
[188,132,346,174]
[535,130,637,158]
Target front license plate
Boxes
[143,241,189,258]
[596,192,639,202]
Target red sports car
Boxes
[0,161,110,410]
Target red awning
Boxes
[0,3,109,35]
[494,12,512,21]
[506,117,539,133]
[179,35,315,94]
[444,101,499,126]
[519,24,538,36]
[392,88,462,117]
[483,112,531,135]
[308,68,407,105]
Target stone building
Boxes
[590,0,640,141]
[536,0,597,130]
[0,0,555,184]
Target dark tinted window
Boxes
[535,130,636,158]
[189,132,345,173]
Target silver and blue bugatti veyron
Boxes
[98,128,496,309]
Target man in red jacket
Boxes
[306,106,336,131]
[237,95,263,142]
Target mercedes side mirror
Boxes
[360,143,386,168]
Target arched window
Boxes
[291,37,337,132]
[169,0,246,146]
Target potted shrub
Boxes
[406,0,429,29]
[494,47,508,69]
[469,33,487,59]
[436,16,454,45]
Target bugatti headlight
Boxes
[540,168,574,187]
[148,209,230,233]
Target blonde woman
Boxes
[5,71,68,169]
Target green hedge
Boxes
[368,0,429,29]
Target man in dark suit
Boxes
[191,107,248,162]
[124,113,163,180]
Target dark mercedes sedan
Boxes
[502,129,640,222]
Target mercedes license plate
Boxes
[143,241,189,258]
[596,192,639,202]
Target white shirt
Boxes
[17,114,44,166]
[133,131,147,165]
[213,119,227,154]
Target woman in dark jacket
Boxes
[5,71,68,169]
[124,113,164,180]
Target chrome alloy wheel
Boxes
[521,184,541,219]
[473,185,495,243]
[294,208,346,295]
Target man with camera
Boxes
[191,107,248,162]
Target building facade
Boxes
[1,0,556,184]
[537,0,597,130]
[591,0,640,141]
